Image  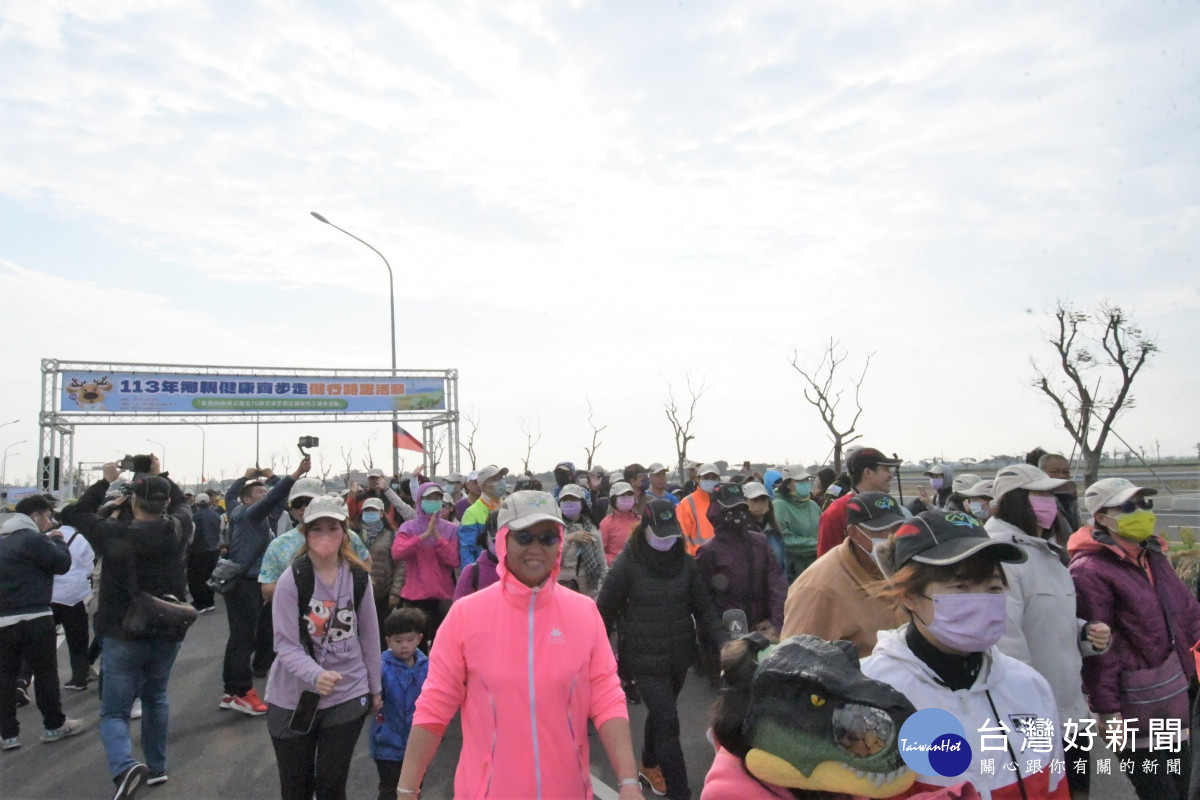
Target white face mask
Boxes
[699,479,719,494]
[968,500,990,521]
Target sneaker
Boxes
[621,679,641,705]
[146,771,168,786]
[15,687,29,708]
[89,664,101,680]
[1,737,19,751]
[639,763,667,796]
[41,718,87,743]
[113,763,148,800]
[130,699,142,720]
[64,679,89,691]
[218,694,234,710]
[197,605,216,615]
[226,688,267,716]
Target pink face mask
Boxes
[615,496,636,513]
[1029,495,1059,530]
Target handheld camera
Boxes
[298,436,319,457]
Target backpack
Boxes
[291,554,369,658]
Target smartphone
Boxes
[289,690,321,735]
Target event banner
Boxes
[60,371,446,414]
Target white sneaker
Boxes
[130,699,142,720]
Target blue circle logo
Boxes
[897,709,972,777]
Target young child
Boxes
[369,607,429,800]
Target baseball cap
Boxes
[467,470,479,483]
[991,464,1072,503]
[558,483,586,501]
[497,490,563,531]
[445,472,466,485]
[847,448,901,475]
[476,465,509,487]
[845,492,908,531]
[362,497,385,512]
[780,465,813,482]
[951,473,982,493]
[893,510,1026,569]
[303,495,349,524]
[642,500,683,538]
[960,479,995,499]
[367,468,386,478]
[742,481,770,500]
[131,475,170,501]
[924,464,947,476]
[591,465,606,476]
[289,477,324,503]
[711,482,748,508]
[420,484,443,499]
[647,463,667,475]
[1084,478,1158,515]
[697,463,720,478]
[194,493,210,505]
[610,481,633,498]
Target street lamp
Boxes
[192,424,206,488]
[146,438,166,469]
[2,440,27,485]
[311,211,400,476]
[0,419,17,430]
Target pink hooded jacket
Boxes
[391,482,460,602]
[412,518,628,799]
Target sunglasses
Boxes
[511,530,561,547]
[1110,497,1153,515]
[289,499,311,510]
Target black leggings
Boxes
[375,759,402,800]
[270,713,368,800]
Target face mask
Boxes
[721,507,751,533]
[488,481,508,499]
[560,500,582,520]
[639,478,650,492]
[1029,495,1059,529]
[362,511,382,525]
[420,499,442,515]
[647,530,680,552]
[699,479,718,494]
[308,532,342,561]
[793,481,811,497]
[1109,509,1156,542]
[929,477,944,491]
[969,500,990,521]
[849,527,878,565]
[922,593,1006,652]
[615,496,636,512]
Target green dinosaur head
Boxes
[742,635,917,798]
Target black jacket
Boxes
[0,516,71,617]
[62,478,193,640]
[191,507,223,553]
[596,531,719,676]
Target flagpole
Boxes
[311,211,400,477]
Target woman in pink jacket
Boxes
[396,490,644,800]
[390,483,459,647]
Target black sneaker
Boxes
[146,772,168,786]
[113,763,148,800]
[15,687,29,708]
[64,680,89,691]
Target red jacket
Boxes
[816,491,854,556]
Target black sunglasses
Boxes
[1111,497,1153,515]
[511,530,561,547]
[289,498,311,510]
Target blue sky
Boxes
[1,0,1197,486]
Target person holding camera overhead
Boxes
[62,455,194,799]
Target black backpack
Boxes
[291,554,369,658]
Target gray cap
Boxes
[498,490,563,531]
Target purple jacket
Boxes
[452,549,501,601]
[695,503,787,632]
[391,482,460,602]
[1068,527,1200,715]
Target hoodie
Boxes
[391,482,460,602]
[1068,526,1200,719]
[695,502,786,633]
[862,626,1069,800]
[411,517,628,799]
[0,514,71,619]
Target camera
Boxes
[297,436,319,456]
[120,454,153,474]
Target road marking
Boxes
[592,773,620,799]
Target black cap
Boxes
[131,475,171,501]
[642,500,683,538]
[893,510,1026,569]
[845,492,907,530]
[711,482,748,508]
[847,447,902,475]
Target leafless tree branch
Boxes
[583,395,607,471]
[789,338,873,473]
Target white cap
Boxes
[647,462,667,474]
[558,483,586,501]
[1084,478,1157,515]
[780,465,812,482]
[610,481,633,498]
[961,479,995,499]
[467,470,479,482]
[289,477,325,503]
[445,472,466,485]
[303,495,349,524]
[420,484,443,499]
[697,463,720,478]
[362,497,385,512]
[367,468,386,478]
[924,464,947,476]
[194,494,210,505]
[742,481,770,500]
[951,473,981,493]
[497,491,563,531]
[476,465,509,487]
[991,464,1072,503]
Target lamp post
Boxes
[311,211,400,476]
[0,419,17,431]
[146,438,165,470]
[2,440,26,485]
[192,424,206,488]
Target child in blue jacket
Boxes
[369,607,428,800]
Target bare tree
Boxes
[519,416,542,475]
[463,409,481,470]
[789,339,873,474]
[360,432,378,472]
[1031,301,1158,486]
[279,451,292,474]
[267,451,279,472]
[317,457,331,486]
[583,396,607,470]
[664,372,711,485]
[340,445,355,488]
[428,427,448,476]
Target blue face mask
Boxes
[362,511,382,525]
[699,479,718,494]
[793,481,811,496]
[420,499,442,515]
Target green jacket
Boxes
[772,492,820,576]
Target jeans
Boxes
[633,666,691,800]
[222,577,261,696]
[0,616,65,738]
[187,550,219,610]
[98,636,182,778]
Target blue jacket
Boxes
[226,476,294,579]
[369,648,429,762]
[0,514,71,618]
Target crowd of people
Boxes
[1,444,1198,800]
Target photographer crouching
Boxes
[62,455,195,799]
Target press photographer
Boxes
[61,455,195,797]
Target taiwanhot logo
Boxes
[897,709,972,778]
